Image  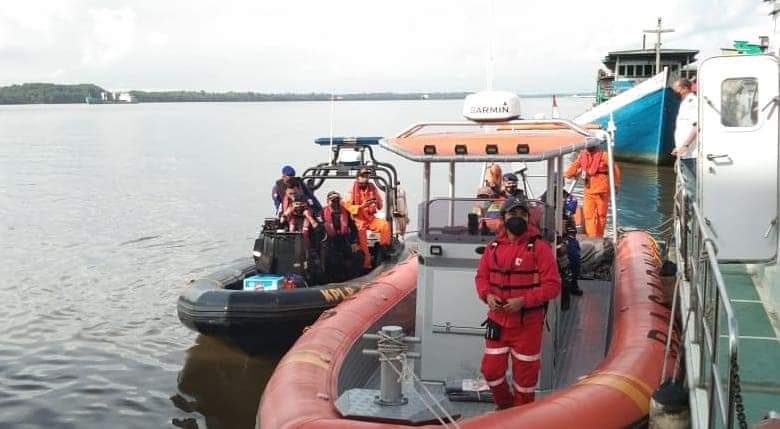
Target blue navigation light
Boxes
[314,136,382,146]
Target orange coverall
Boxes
[564,148,620,237]
[345,182,391,268]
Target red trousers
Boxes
[480,319,543,408]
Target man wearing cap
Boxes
[321,191,361,281]
[345,167,392,269]
[501,173,526,201]
[271,165,322,214]
[475,197,561,409]
[472,186,503,235]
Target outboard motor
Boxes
[253,219,308,278]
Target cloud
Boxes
[49,68,65,79]
[81,7,137,67]
[0,0,775,92]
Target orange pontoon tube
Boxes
[258,231,676,428]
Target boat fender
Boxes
[393,187,409,236]
[648,378,689,429]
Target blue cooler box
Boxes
[243,274,284,291]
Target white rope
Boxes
[379,350,462,429]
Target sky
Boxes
[0,0,773,93]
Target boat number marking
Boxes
[320,287,356,303]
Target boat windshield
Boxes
[422,198,552,243]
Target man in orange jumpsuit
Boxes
[564,145,620,237]
[345,167,391,269]
[476,198,561,408]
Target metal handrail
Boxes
[672,160,741,429]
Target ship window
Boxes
[618,65,626,76]
[721,78,759,127]
[626,65,634,76]
[645,65,653,76]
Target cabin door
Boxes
[699,55,779,262]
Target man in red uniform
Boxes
[475,197,561,408]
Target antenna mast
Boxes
[329,91,336,163]
[485,0,496,90]
[643,17,674,75]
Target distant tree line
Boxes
[128,90,474,103]
[0,83,105,104]
[0,82,593,105]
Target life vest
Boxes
[351,181,382,220]
[323,207,350,238]
[481,232,552,327]
[350,182,379,205]
[581,148,608,177]
[487,236,541,291]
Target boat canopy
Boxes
[380,120,605,163]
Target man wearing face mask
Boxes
[501,173,526,201]
[321,191,361,282]
[345,167,392,270]
[475,198,561,409]
[564,144,620,237]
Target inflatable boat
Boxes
[259,95,674,427]
[259,232,671,428]
[177,138,410,347]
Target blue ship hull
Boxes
[590,87,680,165]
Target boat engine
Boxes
[253,219,308,278]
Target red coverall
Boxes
[564,148,620,237]
[475,226,561,407]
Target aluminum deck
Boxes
[717,264,780,426]
[365,279,614,419]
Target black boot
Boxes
[561,294,571,311]
[381,244,395,260]
[570,279,584,296]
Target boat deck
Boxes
[718,264,780,425]
[365,280,613,420]
[553,279,612,389]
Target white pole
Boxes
[606,114,619,243]
[485,0,496,90]
[449,162,456,226]
[329,92,336,163]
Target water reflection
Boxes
[172,336,283,429]
[616,164,676,235]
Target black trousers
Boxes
[323,237,360,283]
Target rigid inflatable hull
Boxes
[259,231,675,428]
[177,258,380,347]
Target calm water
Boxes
[0,99,674,428]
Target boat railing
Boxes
[672,162,742,429]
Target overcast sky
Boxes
[0,0,772,93]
